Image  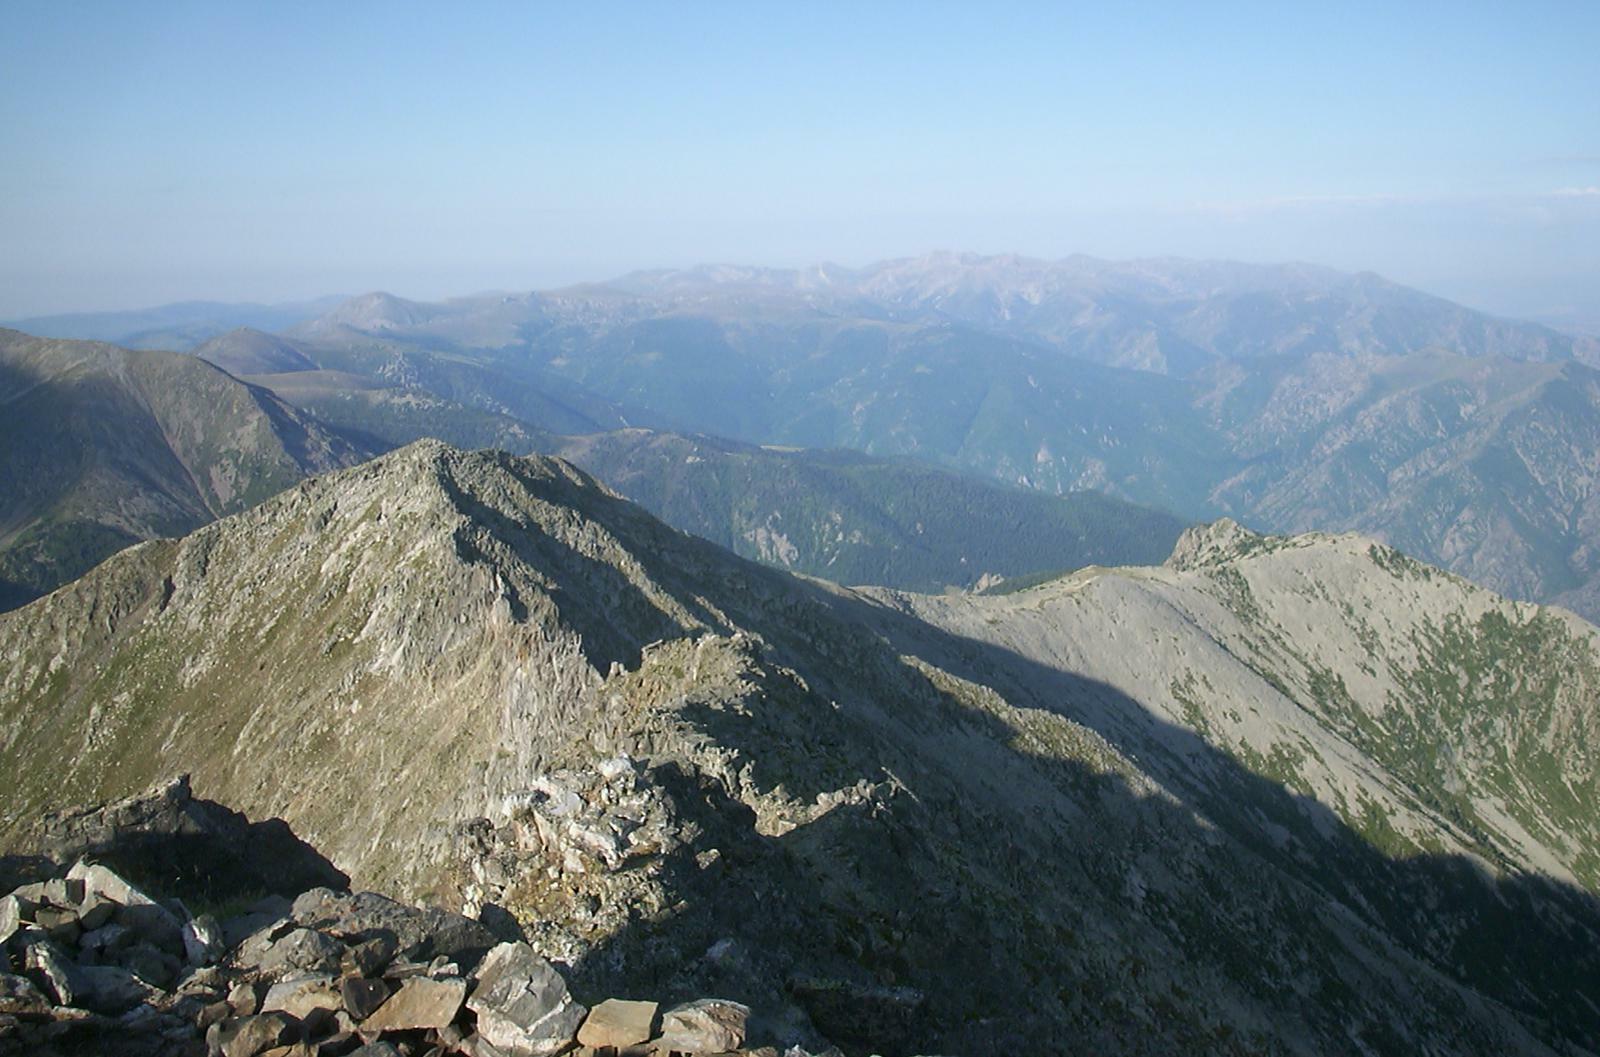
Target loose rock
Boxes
[466,941,586,1056]
[248,927,346,977]
[184,912,226,966]
[0,974,50,1019]
[576,998,657,1049]
[206,1010,301,1057]
[655,998,751,1054]
[358,975,466,1032]
[262,974,341,1021]
[339,976,389,1021]
[340,931,398,977]
[23,939,85,1006]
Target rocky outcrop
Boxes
[29,775,348,903]
[0,783,853,1057]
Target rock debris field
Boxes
[0,779,879,1057]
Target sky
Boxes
[2,1,1598,327]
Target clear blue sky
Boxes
[3,1,1598,326]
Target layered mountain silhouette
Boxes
[218,254,1600,620]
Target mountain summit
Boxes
[3,441,1599,1054]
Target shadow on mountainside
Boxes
[813,588,1600,1051]
[19,775,348,912]
[500,487,1600,1056]
[6,443,1594,1053]
[435,454,738,674]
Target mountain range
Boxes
[6,249,1600,1050]
[8,253,1600,627]
[3,296,345,352]
[0,331,1183,611]
[154,252,1593,622]
[3,441,1597,1055]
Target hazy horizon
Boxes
[3,3,1597,329]
[4,249,1596,339]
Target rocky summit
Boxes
[0,778,786,1057]
[3,441,1600,1055]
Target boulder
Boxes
[576,998,658,1049]
[340,931,398,977]
[76,890,116,930]
[291,888,494,964]
[7,882,49,905]
[466,942,586,1056]
[198,999,234,1030]
[111,899,186,955]
[32,905,80,945]
[247,927,346,977]
[41,877,86,908]
[0,895,26,946]
[114,941,182,988]
[418,906,498,964]
[78,921,135,959]
[358,975,466,1032]
[0,973,50,1018]
[66,861,162,909]
[178,964,230,996]
[228,980,264,1016]
[655,998,751,1054]
[22,938,85,1006]
[184,912,225,965]
[292,890,425,953]
[76,963,158,1014]
[205,1011,301,1057]
[339,976,390,1021]
[262,974,341,1022]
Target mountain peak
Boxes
[6,437,1600,1052]
[310,291,441,333]
[191,326,317,375]
[1164,517,1265,569]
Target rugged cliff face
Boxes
[3,442,1598,1055]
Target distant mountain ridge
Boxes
[0,323,1187,605]
[423,251,1597,373]
[258,255,1600,620]
[215,359,1190,592]
[548,428,1188,591]
[11,252,1600,620]
[0,328,366,609]
[192,327,319,375]
[5,296,345,351]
